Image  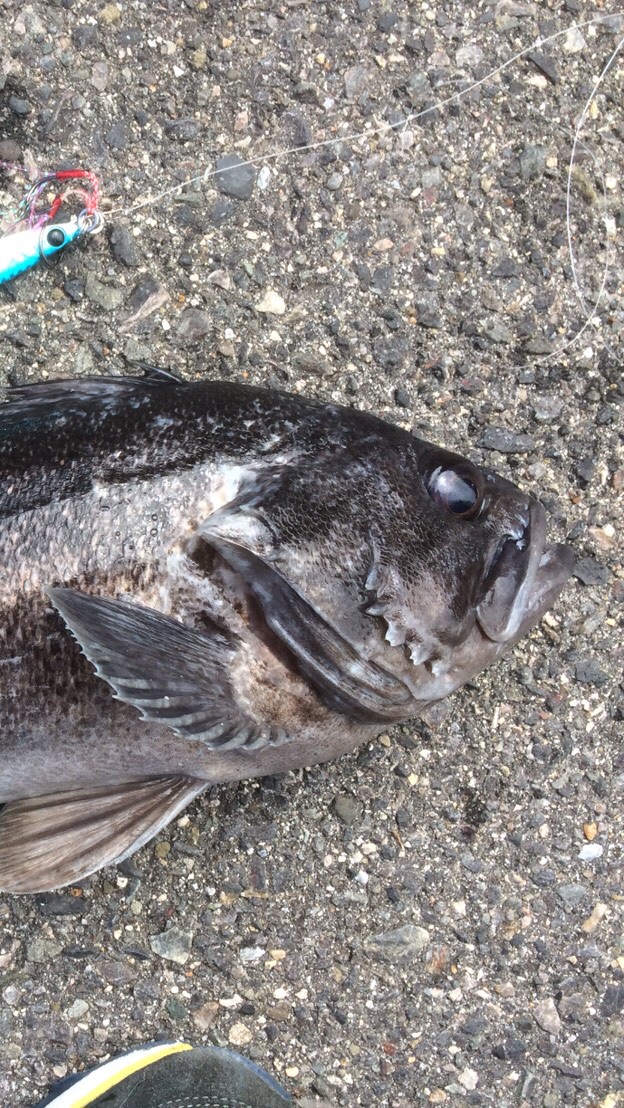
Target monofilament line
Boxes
[106,15,618,220]
[564,33,624,359]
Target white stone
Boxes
[239,946,266,964]
[257,166,271,190]
[564,27,586,53]
[228,1022,253,1046]
[458,1067,479,1090]
[256,289,286,315]
[578,842,603,861]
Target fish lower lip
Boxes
[525,540,575,622]
[477,501,573,643]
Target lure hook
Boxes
[77,209,105,235]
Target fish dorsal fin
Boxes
[0,777,205,893]
[47,588,274,751]
[0,366,183,425]
[128,361,183,383]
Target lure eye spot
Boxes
[46,228,66,248]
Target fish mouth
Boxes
[476,500,574,644]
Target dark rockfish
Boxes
[0,368,573,893]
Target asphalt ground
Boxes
[0,2,622,1105]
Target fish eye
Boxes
[427,466,481,519]
[46,228,66,247]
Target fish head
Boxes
[193,413,574,724]
[363,437,575,705]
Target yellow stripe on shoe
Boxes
[47,1042,193,1107]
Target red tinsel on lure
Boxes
[1,165,102,228]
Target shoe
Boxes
[33,1040,292,1106]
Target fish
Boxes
[0,367,574,893]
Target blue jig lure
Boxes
[0,213,102,286]
[0,166,103,285]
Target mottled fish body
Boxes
[0,368,573,892]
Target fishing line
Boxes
[506,27,623,370]
[108,13,624,365]
[104,14,620,220]
[0,14,621,362]
[96,13,624,368]
[563,33,624,361]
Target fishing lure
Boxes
[0,165,103,286]
[0,212,102,285]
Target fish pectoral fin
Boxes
[201,533,414,724]
[0,776,205,894]
[47,588,271,751]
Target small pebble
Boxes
[601,984,624,1019]
[105,121,127,151]
[149,926,193,965]
[84,274,124,312]
[292,351,333,377]
[91,61,109,91]
[456,44,485,67]
[519,144,547,180]
[578,842,603,861]
[176,307,212,345]
[97,960,138,986]
[377,10,398,32]
[165,118,201,143]
[574,659,609,687]
[557,883,587,907]
[458,1067,479,1091]
[564,27,586,52]
[364,924,430,961]
[527,50,559,84]
[26,938,62,963]
[239,946,265,964]
[0,139,22,161]
[588,525,616,553]
[98,3,121,24]
[533,997,562,1037]
[193,1002,219,1031]
[190,47,206,70]
[215,154,256,201]
[483,321,514,345]
[573,558,611,587]
[228,1022,253,1047]
[8,96,31,116]
[344,64,373,98]
[333,795,363,825]
[257,166,271,190]
[108,223,140,267]
[64,999,89,1020]
[533,397,563,422]
[479,428,536,454]
[256,289,286,315]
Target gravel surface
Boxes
[1,2,622,1106]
